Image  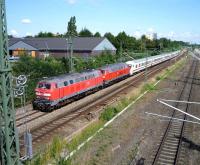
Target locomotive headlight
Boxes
[43,93,51,97]
[36,92,41,95]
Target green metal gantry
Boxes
[0,0,20,164]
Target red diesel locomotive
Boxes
[100,63,130,84]
[32,63,130,111]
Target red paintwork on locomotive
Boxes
[100,64,130,83]
[35,72,103,102]
[53,75,103,101]
[35,82,57,101]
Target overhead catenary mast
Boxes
[0,0,20,164]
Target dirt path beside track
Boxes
[69,57,200,164]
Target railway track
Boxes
[151,59,197,165]
[19,57,181,155]
[16,111,46,127]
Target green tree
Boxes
[74,56,87,72]
[12,56,66,101]
[61,57,70,73]
[35,31,54,38]
[66,16,78,37]
[94,32,101,37]
[115,31,134,51]
[79,28,93,37]
[104,32,116,46]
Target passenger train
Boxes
[126,51,180,75]
[32,50,181,111]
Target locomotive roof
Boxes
[40,69,100,83]
[99,63,128,70]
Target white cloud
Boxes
[66,0,77,4]
[181,32,192,38]
[157,33,164,38]
[193,34,200,38]
[167,31,176,38]
[147,27,154,33]
[10,29,18,36]
[158,31,200,43]
[176,32,200,43]
[133,30,142,39]
[26,32,32,36]
[21,18,31,24]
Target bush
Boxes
[12,55,66,103]
[156,76,161,80]
[28,136,65,165]
[100,107,119,121]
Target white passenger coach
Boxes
[126,51,181,75]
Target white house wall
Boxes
[93,38,116,51]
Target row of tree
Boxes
[34,30,186,52]
[25,16,188,53]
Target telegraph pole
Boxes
[119,41,123,62]
[69,36,74,73]
[0,0,20,164]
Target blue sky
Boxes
[7,0,200,43]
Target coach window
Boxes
[64,81,68,86]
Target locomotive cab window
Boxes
[38,83,51,89]
[101,70,106,74]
